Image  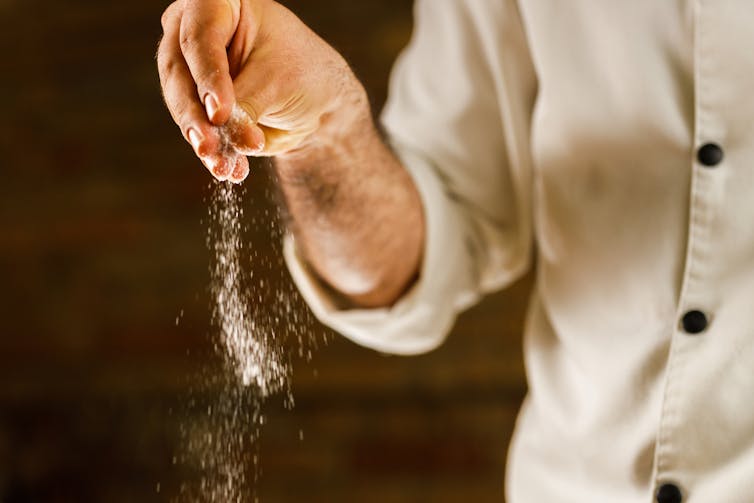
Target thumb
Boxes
[233,67,320,156]
[223,102,267,156]
[235,97,316,157]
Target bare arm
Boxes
[157,0,423,307]
[275,86,424,307]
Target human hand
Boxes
[157,0,361,183]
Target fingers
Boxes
[159,1,259,183]
[180,0,243,125]
[159,3,235,180]
[208,155,233,181]
[228,156,250,184]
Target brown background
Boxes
[0,0,531,501]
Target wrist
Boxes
[276,71,374,163]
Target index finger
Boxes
[179,0,241,125]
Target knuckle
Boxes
[173,101,193,128]
[180,17,226,57]
[178,32,194,53]
[160,1,180,30]
[179,19,204,53]
[160,11,170,30]
[156,52,178,80]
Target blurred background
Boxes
[0,0,531,501]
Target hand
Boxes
[157,0,362,183]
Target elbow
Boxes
[320,260,421,309]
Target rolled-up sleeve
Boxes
[284,0,538,354]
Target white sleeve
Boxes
[284,0,537,355]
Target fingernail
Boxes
[204,93,219,121]
[187,128,203,151]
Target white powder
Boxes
[175,181,287,503]
[173,110,327,502]
[208,182,286,394]
[206,103,289,394]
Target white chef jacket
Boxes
[283,0,754,501]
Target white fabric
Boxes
[284,1,754,501]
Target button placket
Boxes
[652,1,725,498]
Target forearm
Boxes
[275,84,424,308]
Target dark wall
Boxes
[0,1,531,501]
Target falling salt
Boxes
[173,109,328,502]
[208,182,286,394]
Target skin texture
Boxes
[157,0,424,307]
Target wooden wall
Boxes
[0,0,531,501]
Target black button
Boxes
[697,143,724,167]
[682,310,708,334]
[656,483,683,503]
